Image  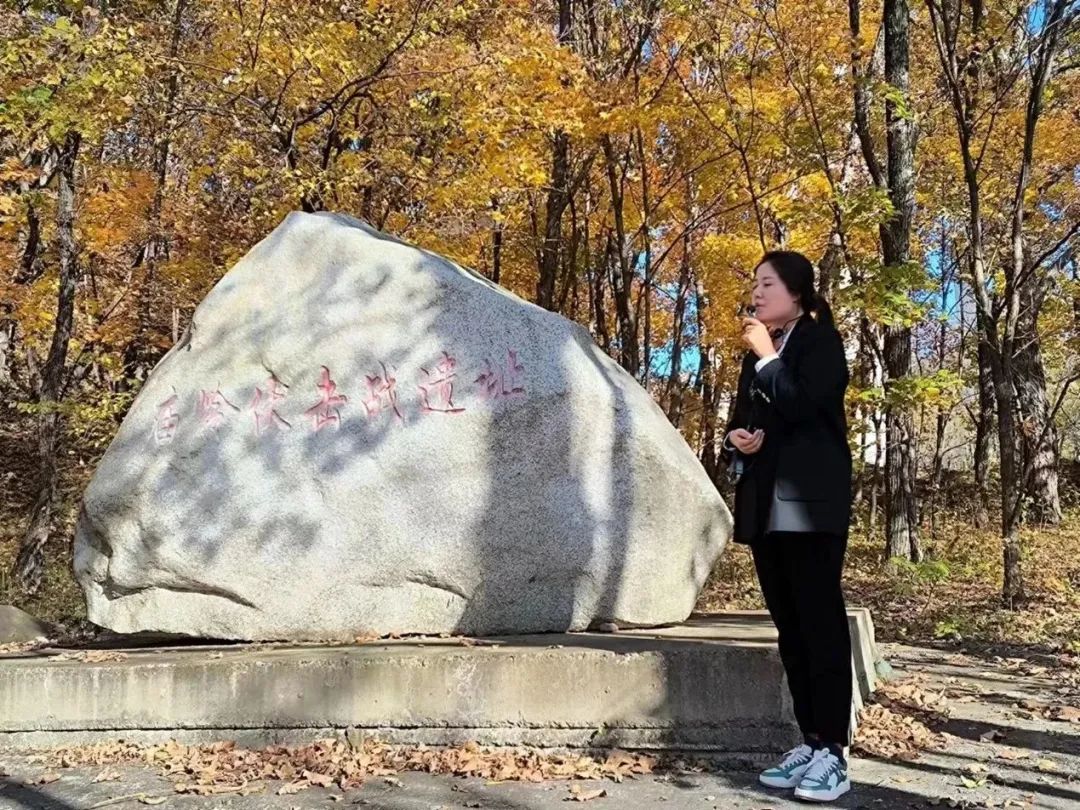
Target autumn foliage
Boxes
[0,1,1078,616]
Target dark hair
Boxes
[754,250,835,330]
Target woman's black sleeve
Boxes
[752,328,847,424]
[720,357,752,461]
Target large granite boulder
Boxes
[75,212,732,640]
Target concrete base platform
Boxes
[0,611,879,752]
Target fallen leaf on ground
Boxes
[37,772,60,784]
[92,768,122,783]
[993,749,1028,761]
[173,783,245,796]
[303,770,334,788]
[53,650,128,663]
[87,793,167,808]
[1048,705,1080,722]
[48,738,659,793]
[278,780,311,795]
[854,702,946,760]
[0,640,48,655]
[566,784,607,801]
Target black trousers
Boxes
[752,531,852,745]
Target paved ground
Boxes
[2,643,1077,809]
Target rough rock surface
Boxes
[75,212,732,640]
[0,605,54,643]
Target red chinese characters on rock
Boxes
[305,366,348,431]
[418,352,466,414]
[149,352,528,443]
[475,349,526,401]
[249,376,292,435]
[362,362,404,423]
[154,393,181,444]
[197,388,239,429]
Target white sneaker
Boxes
[758,743,815,788]
[793,748,851,802]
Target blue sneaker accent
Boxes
[759,743,815,789]
[794,748,851,802]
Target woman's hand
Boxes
[728,428,765,455]
[741,317,774,359]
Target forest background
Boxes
[1,0,1078,655]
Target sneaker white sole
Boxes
[759,772,803,789]
[794,778,851,802]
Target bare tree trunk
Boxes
[13,132,82,594]
[881,0,920,561]
[930,239,950,539]
[871,411,884,531]
[635,127,653,387]
[538,129,570,309]
[931,404,946,538]
[1006,0,1069,528]
[995,342,1025,608]
[974,335,994,527]
[583,189,610,354]
[2,202,46,386]
[664,232,693,427]
[16,201,44,284]
[602,136,639,375]
[1014,277,1061,524]
[818,233,844,303]
[491,197,503,285]
[536,0,572,310]
[852,317,872,505]
[698,349,719,483]
[125,0,187,380]
[884,337,920,560]
[998,0,1070,603]
[695,278,719,482]
[850,0,919,557]
[558,195,579,314]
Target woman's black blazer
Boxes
[723,315,852,543]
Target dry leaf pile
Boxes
[853,703,949,760]
[51,650,129,663]
[854,677,950,761]
[0,640,47,655]
[49,738,657,797]
[874,676,952,722]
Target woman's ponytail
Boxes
[810,291,835,330]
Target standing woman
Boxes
[723,251,854,802]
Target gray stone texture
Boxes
[74,212,731,640]
[0,607,52,644]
